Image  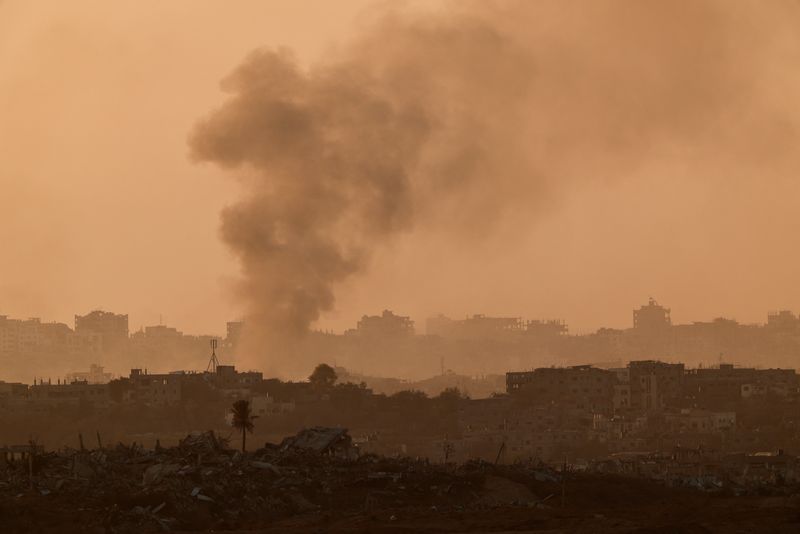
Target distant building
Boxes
[143,325,182,339]
[0,316,43,353]
[28,380,110,408]
[426,314,524,339]
[664,409,736,434]
[352,310,414,338]
[633,298,671,332]
[211,365,263,389]
[250,394,295,417]
[75,310,128,351]
[457,396,587,462]
[124,364,262,406]
[766,310,799,332]
[628,360,684,411]
[127,368,182,406]
[506,365,616,415]
[684,363,797,406]
[0,381,28,398]
[524,319,568,338]
[65,364,113,384]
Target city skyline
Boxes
[4,297,800,339]
[4,2,800,530]
[3,1,800,347]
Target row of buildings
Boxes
[3,353,800,466]
[0,364,275,413]
[4,300,800,380]
[455,359,800,463]
[0,310,232,358]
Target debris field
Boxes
[2,428,800,533]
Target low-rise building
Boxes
[664,409,735,434]
[127,369,182,406]
[507,365,616,415]
[28,380,110,408]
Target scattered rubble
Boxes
[2,428,800,532]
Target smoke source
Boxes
[189,1,800,374]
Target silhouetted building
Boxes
[0,316,43,353]
[628,360,684,411]
[75,310,128,351]
[212,365,263,389]
[28,380,110,407]
[427,314,523,339]
[506,365,616,415]
[524,319,568,337]
[127,368,182,405]
[352,310,414,338]
[684,363,797,407]
[65,364,113,384]
[664,409,736,434]
[0,381,28,398]
[633,298,671,332]
[767,310,799,332]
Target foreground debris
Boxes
[2,429,800,533]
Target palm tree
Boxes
[230,399,255,452]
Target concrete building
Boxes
[506,365,616,415]
[0,381,28,398]
[250,394,295,417]
[766,310,799,332]
[65,364,113,384]
[211,365,263,389]
[664,409,736,434]
[28,380,110,408]
[633,298,672,332]
[352,310,415,338]
[75,310,128,351]
[628,360,684,411]
[456,396,583,462]
[0,316,43,353]
[427,314,522,339]
[127,369,182,406]
[684,364,797,406]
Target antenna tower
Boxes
[207,339,220,373]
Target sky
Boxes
[2,0,800,338]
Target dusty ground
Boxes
[4,472,800,533]
[2,432,799,533]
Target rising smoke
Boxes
[189,1,800,374]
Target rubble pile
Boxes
[4,429,800,532]
[587,449,800,495]
[0,429,562,533]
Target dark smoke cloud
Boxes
[189,7,536,371]
[190,1,800,375]
[190,46,431,340]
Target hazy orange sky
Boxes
[3,0,800,337]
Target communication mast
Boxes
[206,339,220,373]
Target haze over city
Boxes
[6,2,800,532]
[3,0,800,353]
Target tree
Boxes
[230,399,255,452]
[309,363,337,390]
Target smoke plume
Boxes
[189,1,800,374]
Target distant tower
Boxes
[206,339,220,373]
